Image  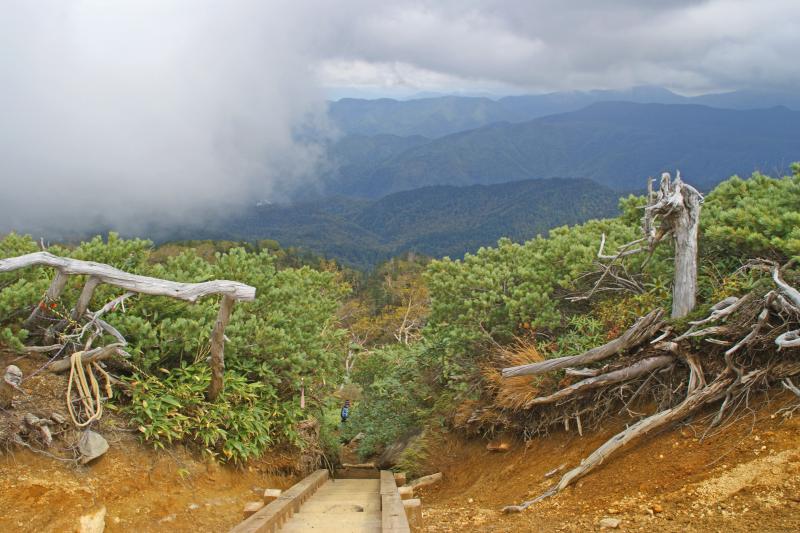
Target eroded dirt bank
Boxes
[1,348,798,532]
[0,352,300,532]
[418,395,800,532]
[0,443,298,532]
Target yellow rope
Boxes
[66,351,107,427]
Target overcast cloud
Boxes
[1,0,798,235]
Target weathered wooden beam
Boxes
[242,502,264,520]
[398,486,414,500]
[406,472,442,490]
[0,252,256,303]
[522,355,675,407]
[402,499,423,532]
[381,470,411,533]
[208,295,235,401]
[229,470,328,533]
[263,489,282,505]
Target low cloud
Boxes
[0,1,332,237]
[2,1,797,238]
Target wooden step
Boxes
[278,478,383,532]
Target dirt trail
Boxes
[417,395,800,532]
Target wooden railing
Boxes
[381,470,411,532]
[0,251,256,399]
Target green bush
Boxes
[701,168,800,265]
[341,344,433,460]
[122,363,294,464]
[421,168,799,388]
[0,232,349,464]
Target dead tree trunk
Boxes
[645,172,703,318]
[522,355,675,407]
[580,172,703,318]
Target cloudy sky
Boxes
[0,0,798,234]
[313,0,800,97]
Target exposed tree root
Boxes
[502,309,664,377]
[498,260,800,512]
[503,373,738,513]
[523,355,675,407]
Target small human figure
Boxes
[340,399,351,423]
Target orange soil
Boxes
[0,352,300,532]
[2,350,799,532]
[418,395,800,532]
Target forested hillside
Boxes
[339,167,800,498]
[210,177,619,268]
[325,103,799,197]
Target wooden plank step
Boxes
[298,501,381,513]
[280,525,380,533]
[325,479,380,489]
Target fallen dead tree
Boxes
[521,354,675,408]
[502,309,664,378]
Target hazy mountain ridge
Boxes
[325,102,799,197]
[328,86,800,138]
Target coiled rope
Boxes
[66,351,113,427]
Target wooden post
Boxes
[263,489,282,504]
[398,486,414,500]
[73,276,101,320]
[25,269,69,326]
[208,295,235,401]
[403,499,422,531]
[242,502,264,519]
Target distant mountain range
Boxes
[327,86,800,138]
[25,87,798,270]
[324,102,799,197]
[209,177,620,268]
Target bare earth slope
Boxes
[1,350,798,532]
[419,396,800,532]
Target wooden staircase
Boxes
[229,469,410,533]
[280,478,381,532]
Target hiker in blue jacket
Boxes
[341,399,351,423]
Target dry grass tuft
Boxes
[483,340,554,411]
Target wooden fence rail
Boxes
[0,251,256,400]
